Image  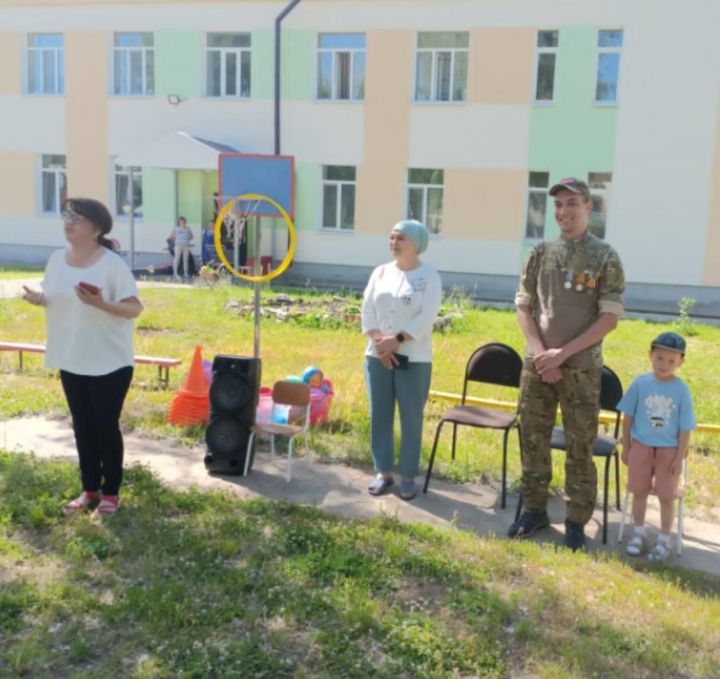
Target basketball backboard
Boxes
[218,153,295,218]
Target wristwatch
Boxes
[395,332,405,343]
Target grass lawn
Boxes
[1,276,720,676]
[1,279,719,516]
[1,453,719,678]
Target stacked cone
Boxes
[167,346,210,426]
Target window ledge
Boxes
[317,227,355,235]
[412,99,466,106]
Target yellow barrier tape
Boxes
[428,390,720,434]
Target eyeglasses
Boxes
[61,211,87,224]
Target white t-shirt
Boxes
[41,248,139,376]
[361,261,442,363]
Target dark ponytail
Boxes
[62,197,115,250]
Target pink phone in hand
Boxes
[78,281,100,294]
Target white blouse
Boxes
[41,248,139,376]
[361,261,442,363]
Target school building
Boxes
[1,0,720,315]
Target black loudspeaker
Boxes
[204,355,261,475]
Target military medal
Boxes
[574,272,586,292]
[564,270,573,289]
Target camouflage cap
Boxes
[651,331,686,355]
[549,177,591,201]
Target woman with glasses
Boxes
[22,198,143,518]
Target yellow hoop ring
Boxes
[213,193,296,283]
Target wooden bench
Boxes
[0,341,181,387]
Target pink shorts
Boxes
[627,441,680,502]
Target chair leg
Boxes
[243,431,256,476]
[287,437,294,483]
[450,423,458,461]
[304,431,311,462]
[618,487,631,543]
[614,450,621,510]
[602,456,611,544]
[501,428,510,509]
[423,421,445,494]
[677,496,684,556]
[270,435,276,463]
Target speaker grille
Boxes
[209,373,252,413]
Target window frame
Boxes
[587,171,613,240]
[39,154,67,215]
[320,165,356,231]
[413,32,469,104]
[113,164,143,219]
[593,29,623,106]
[26,33,65,95]
[205,33,252,98]
[113,32,155,96]
[524,171,550,241]
[316,33,366,102]
[532,30,558,105]
[405,168,444,235]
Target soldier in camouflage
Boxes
[508,177,625,550]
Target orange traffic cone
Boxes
[167,346,210,426]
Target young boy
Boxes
[618,332,696,561]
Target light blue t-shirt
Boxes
[617,373,696,447]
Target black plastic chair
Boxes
[423,343,523,508]
[514,365,624,544]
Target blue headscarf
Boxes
[393,219,429,254]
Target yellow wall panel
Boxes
[0,32,21,94]
[467,28,535,105]
[355,30,414,235]
[443,169,526,241]
[0,153,35,213]
[64,32,108,202]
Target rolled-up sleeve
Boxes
[598,247,625,317]
[515,244,541,308]
[402,270,442,340]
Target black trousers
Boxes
[59,366,134,495]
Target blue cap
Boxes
[651,332,686,355]
[393,220,429,254]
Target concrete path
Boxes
[2,416,719,577]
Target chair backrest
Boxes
[463,343,523,403]
[272,380,311,407]
[599,365,624,438]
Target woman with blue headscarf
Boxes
[361,220,442,500]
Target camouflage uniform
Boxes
[516,231,624,524]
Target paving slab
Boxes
[2,416,719,577]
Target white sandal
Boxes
[625,535,646,556]
[647,541,671,562]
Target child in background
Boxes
[619,332,696,561]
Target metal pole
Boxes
[274,0,304,155]
[128,168,135,271]
[253,216,261,359]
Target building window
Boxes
[414,32,468,103]
[114,165,143,218]
[533,31,558,103]
[588,172,612,239]
[322,166,355,230]
[27,34,64,95]
[113,33,154,95]
[206,33,251,98]
[525,172,549,239]
[41,155,66,214]
[317,34,365,101]
[406,168,443,234]
[595,29,623,104]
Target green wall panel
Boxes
[294,162,319,232]
[178,170,203,227]
[143,168,175,224]
[251,29,274,100]
[156,31,203,98]
[528,26,619,241]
